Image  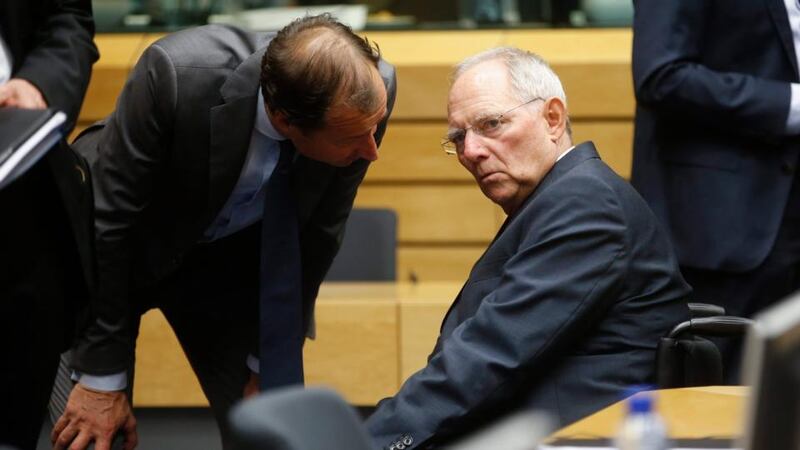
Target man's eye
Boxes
[480,118,502,133]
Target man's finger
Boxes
[51,414,70,443]
[67,430,93,450]
[53,423,80,450]
[92,435,113,450]
[122,415,138,450]
[0,85,11,105]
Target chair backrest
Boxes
[325,208,397,281]
[229,387,374,450]
[656,314,754,388]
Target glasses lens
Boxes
[442,139,457,155]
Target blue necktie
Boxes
[259,144,304,390]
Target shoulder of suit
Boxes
[149,24,263,68]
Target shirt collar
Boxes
[556,145,575,162]
[254,87,287,141]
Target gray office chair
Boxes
[325,208,397,281]
[229,386,373,450]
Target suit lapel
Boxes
[202,50,264,229]
[765,0,800,79]
[440,142,601,330]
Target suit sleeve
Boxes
[365,177,628,449]
[14,0,98,133]
[71,44,177,376]
[632,0,791,138]
[298,62,397,318]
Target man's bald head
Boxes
[261,14,383,132]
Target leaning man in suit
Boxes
[365,47,689,450]
[51,14,396,450]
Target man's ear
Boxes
[268,107,294,137]
[542,97,568,142]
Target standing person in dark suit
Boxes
[365,47,690,450]
[51,14,396,450]
[0,0,97,448]
[631,0,800,379]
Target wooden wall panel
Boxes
[355,185,501,243]
[304,300,399,405]
[397,246,485,282]
[134,310,206,406]
[399,300,451,381]
[572,120,633,179]
[369,122,469,182]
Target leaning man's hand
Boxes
[51,383,138,450]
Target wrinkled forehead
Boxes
[447,60,518,123]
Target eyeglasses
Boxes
[441,97,545,155]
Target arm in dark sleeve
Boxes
[365,177,628,449]
[14,0,98,132]
[632,0,791,138]
[71,44,177,375]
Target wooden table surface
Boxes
[549,386,749,441]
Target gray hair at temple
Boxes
[452,47,572,137]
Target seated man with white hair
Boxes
[365,47,691,450]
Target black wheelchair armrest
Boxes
[668,316,755,339]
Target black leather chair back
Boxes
[325,208,397,281]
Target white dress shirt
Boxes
[0,32,12,84]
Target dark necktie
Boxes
[259,143,304,390]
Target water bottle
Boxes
[614,389,668,450]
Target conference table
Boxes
[545,386,749,448]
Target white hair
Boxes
[452,46,568,108]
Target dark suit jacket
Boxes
[631,0,800,272]
[70,25,397,375]
[366,142,690,450]
[0,0,97,317]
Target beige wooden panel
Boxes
[366,29,631,66]
[79,34,149,122]
[365,29,633,120]
[355,185,500,243]
[370,122,471,182]
[391,63,632,120]
[134,309,207,406]
[571,120,634,179]
[557,63,634,119]
[399,300,452,381]
[397,246,485,282]
[305,299,398,405]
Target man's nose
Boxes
[460,130,486,160]
[357,130,379,162]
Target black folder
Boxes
[0,107,65,189]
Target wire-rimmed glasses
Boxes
[441,97,545,155]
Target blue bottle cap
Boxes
[629,392,653,414]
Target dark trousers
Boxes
[52,223,260,449]
[681,172,800,383]
[0,163,79,449]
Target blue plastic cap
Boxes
[623,384,655,414]
[629,393,653,414]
